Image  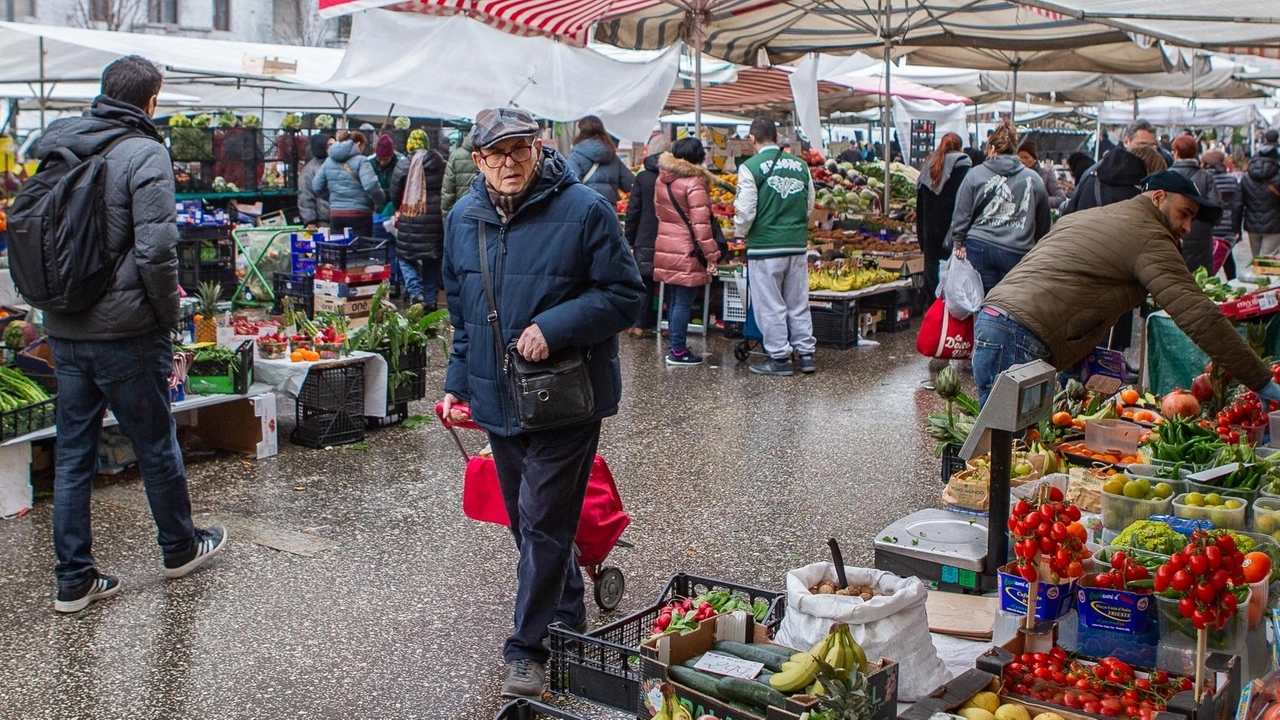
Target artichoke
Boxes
[393,116,411,130]
[168,114,191,128]
[191,113,212,128]
[216,110,237,128]
[934,365,961,402]
[242,115,261,128]
[314,114,335,129]
[281,113,302,131]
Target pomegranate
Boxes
[1191,373,1214,403]
[1162,388,1201,419]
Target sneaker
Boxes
[665,350,704,366]
[55,571,121,613]
[750,358,794,376]
[410,293,427,306]
[501,658,546,699]
[163,526,228,579]
[798,354,817,374]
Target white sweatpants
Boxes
[750,254,817,359]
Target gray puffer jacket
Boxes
[314,140,385,214]
[36,96,180,340]
[567,138,634,205]
[297,158,329,224]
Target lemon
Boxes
[1206,493,1224,507]
[1154,482,1173,499]
[1104,477,1126,495]
[1185,492,1205,507]
[995,705,1032,720]
[1225,500,1242,510]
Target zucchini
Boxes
[669,666,728,702]
[711,640,787,671]
[718,675,787,710]
[681,653,706,669]
[754,670,775,688]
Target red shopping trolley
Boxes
[435,403,631,610]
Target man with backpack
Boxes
[11,56,227,613]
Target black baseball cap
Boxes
[1140,170,1222,225]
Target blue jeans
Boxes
[966,239,1027,295]
[972,309,1052,407]
[398,256,441,307]
[488,421,600,663]
[667,284,699,353]
[48,332,195,589]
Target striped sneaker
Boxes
[55,571,121,613]
[163,526,228,579]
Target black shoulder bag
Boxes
[478,223,594,431]
[665,181,729,265]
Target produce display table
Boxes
[1143,311,1280,395]
[0,382,276,518]
[254,351,389,418]
[809,278,913,349]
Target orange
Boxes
[1052,411,1072,428]
[1242,552,1272,584]
[1072,418,1086,430]
[305,350,320,361]
[1121,388,1140,405]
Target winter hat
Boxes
[1017,141,1038,160]
[1202,150,1227,171]
[375,134,395,159]
[406,129,429,152]
[647,134,670,157]
[309,133,330,161]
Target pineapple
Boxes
[194,280,222,343]
[808,656,873,720]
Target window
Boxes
[9,0,35,19]
[90,0,108,22]
[337,15,351,40]
[148,0,178,24]
[213,0,229,30]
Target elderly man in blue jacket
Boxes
[439,108,643,699]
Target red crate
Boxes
[314,266,391,284]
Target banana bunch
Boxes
[771,624,867,694]
[653,682,692,720]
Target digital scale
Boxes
[875,361,1059,594]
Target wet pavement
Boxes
[0,328,953,719]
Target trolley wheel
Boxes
[734,341,751,363]
[593,567,625,610]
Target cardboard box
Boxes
[314,266,391,284]
[194,394,278,459]
[1075,576,1155,634]
[877,253,926,277]
[997,562,1075,620]
[639,612,898,720]
[1221,289,1280,321]
[314,294,374,316]
[312,279,383,299]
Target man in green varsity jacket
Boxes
[733,117,817,376]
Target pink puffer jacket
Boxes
[653,153,721,287]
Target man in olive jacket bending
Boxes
[975,170,1280,407]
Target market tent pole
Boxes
[38,35,45,131]
[880,0,892,213]
[1132,91,1139,121]
[694,22,703,139]
[1095,105,1101,161]
[1010,60,1020,119]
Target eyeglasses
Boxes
[479,143,535,168]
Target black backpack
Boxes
[7,133,137,313]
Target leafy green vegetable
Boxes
[1110,520,1189,555]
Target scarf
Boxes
[401,149,429,218]
[487,160,542,221]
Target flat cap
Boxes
[471,108,539,149]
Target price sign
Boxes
[693,652,764,680]
[1259,292,1278,312]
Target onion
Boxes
[1162,388,1201,419]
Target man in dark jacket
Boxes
[1203,150,1240,277]
[439,108,643,699]
[1233,130,1280,261]
[36,56,226,614]
[1168,135,1221,273]
[623,134,668,337]
[1065,119,1159,215]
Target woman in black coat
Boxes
[392,142,447,309]
[623,135,668,337]
[915,132,971,300]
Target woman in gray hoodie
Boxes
[951,121,1052,294]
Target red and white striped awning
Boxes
[317,0,658,45]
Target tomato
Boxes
[1007,662,1023,674]
[1205,545,1222,571]
[1192,609,1209,629]
[1168,553,1185,572]
[1222,592,1239,615]
[1053,671,1067,684]
[1065,504,1081,521]
[1217,534,1237,552]
[1135,678,1151,691]
[1084,702,1102,715]
[1040,504,1056,520]
[1179,596,1196,618]
[1189,554,1210,576]
[1040,537,1056,554]
[1048,486,1064,502]
[1171,570,1193,592]
[1067,560,1084,578]
[1014,499,1030,517]
[1154,670,1169,685]
[1032,652,1048,664]
[1180,677,1193,691]
[1109,659,1133,677]
[1051,522,1068,541]
[1123,689,1140,703]
[1035,667,1054,680]
[1020,563,1039,582]
[1021,653,1036,665]
[1196,581,1218,604]
[1077,678,1092,691]
[1063,693,1081,709]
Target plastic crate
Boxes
[493,699,586,720]
[809,298,859,349]
[272,272,314,316]
[942,443,965,485]
[546,573,786,714]
[720,276,747,324]
[317,237,392,271]
[0,393,56,442]
[367,345,427,427]
[875,302,912,333]
[186,341,254,395]
[290,361,366,448]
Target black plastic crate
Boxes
[546,573,786,714]
[272,272,315,316]
[942,443,965,485]
[291,361,365,448]
[367,345,427,427]
[317,237,392,271]
[809,298,859,350]
[0,394,56,442]
[875,302,913,333]
[493,699,586,720]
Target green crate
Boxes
[185,341,254,395]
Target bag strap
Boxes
[342,160,361,184]
[582,162,600,183]
[1094,173,1103,207]
[477,223,507,373]
[665,181,707,266]
[39,132,137,174]
[757,149,784,189]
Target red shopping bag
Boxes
[916,298,974,359]
[462,456,511,526]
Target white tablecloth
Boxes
[255,351,389,417]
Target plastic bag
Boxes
[941,256,985,320]
[776,563,950,701]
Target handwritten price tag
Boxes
[693,652,764,680]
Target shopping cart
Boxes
[731,266,765,363]
[435,403,631,610]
